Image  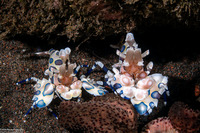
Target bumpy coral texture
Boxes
[58,94,138,132]
[143,117,178,133]
[168,101,200,133]
[1,0,200,41]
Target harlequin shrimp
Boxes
[16,77,58,119]
[76,62,108,96]
[16,48,75,119]
[88,33,169,115]
[38,47,108,98]
[16,47,107,119]
[40,48,83,101]
[130,73,169,115]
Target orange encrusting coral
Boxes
[195,85,200,97]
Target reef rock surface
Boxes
[168,101,200,133]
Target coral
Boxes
[124,0,200,26]
[195,84,200,97]
[58,93,138,132]
[196,84,200,102]
[168,101,200,133]
[161,59,200,80]
[1,0,200,43]
[0,0,127,42]
[142,117,178,133]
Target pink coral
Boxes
[143,117,178,133]
[58,94,138,132]
[168,101,200,133]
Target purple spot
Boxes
[55,59,63,65]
